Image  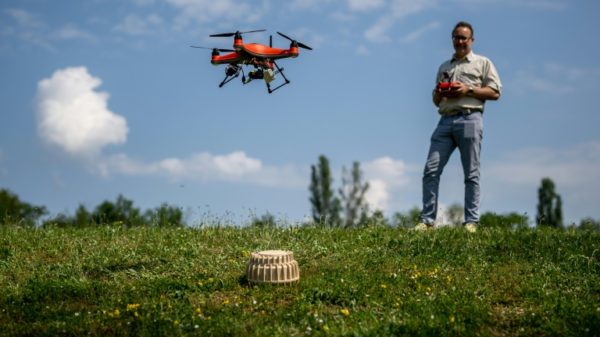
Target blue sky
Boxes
[1,0,599,225]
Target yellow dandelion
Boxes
[340,308,350,316]
[222,299,230,305]
[380,284,387,289]
[127,303,140,311]
[450,315,455,323]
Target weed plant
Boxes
[0,225,598,336]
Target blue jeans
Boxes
[420,112,483,224]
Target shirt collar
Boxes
[452,51,474,63]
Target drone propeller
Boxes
[277,32,313,50]
[190,46,235,52]
[209,29,266,38]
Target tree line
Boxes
[1,156,599,230]
[0,190,183,228]
[307,155,599,230]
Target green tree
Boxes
[74,204,92,227]
[359,209,389,227]
[392,207,421,228]
[42,213,72,228]
[145,203,184,227]
[339,161,369,228]
[578,217,600,231]
[536,178,563,228]
[480,211,529,229]
[309,155,341,227]
[250,212,277,228]
[0,188,47,227]
[43,204,93,228]
[92,195,143,227]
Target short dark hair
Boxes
[453,21,474,38]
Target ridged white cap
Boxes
[246,250,300,284]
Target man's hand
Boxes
[437,81,464,98]
[449,82,501,101]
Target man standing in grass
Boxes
[416,21,502,232]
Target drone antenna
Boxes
[269,35,272,47]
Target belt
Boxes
[444,108,482,117]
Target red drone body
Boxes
[191,30,311,93]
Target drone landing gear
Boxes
[218,75,238,87]
[221,61,290,93]
[219,65,241,88]
[266,61,290,94]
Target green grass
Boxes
[1,225,599,336]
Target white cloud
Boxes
[4,8,43,28]
[289,0,322,10]
[512,62,600,95]
[364,156,411,186]
[330,11,355,22]
[34,67,305,189]
[485,141,600,222]
[399,21,440,44]
[114,14,164,36]
[166,0,267,29]
[515,0,566,10]
[364,0,438,43]
[132,0,156,5]
[362,156,413,211]
[355,44,370,55]
[2,8,53,49]
[488,141,600,187]
[347,0,385,11]
[289,0,338,11]
[3,8,96,48]
[453,0,566,10]
[99,152,306,188]
[365,16,395,43]
[290,0,383,12]
[54,24,94,41]
[364,179,389,211]
[36,67,128,158]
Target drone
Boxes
[191,29,312,93]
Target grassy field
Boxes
[1,225,599,336]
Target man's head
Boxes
[452,21,474,59]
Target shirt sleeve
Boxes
[482,58,502,93]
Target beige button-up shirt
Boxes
[435,51,502,116]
